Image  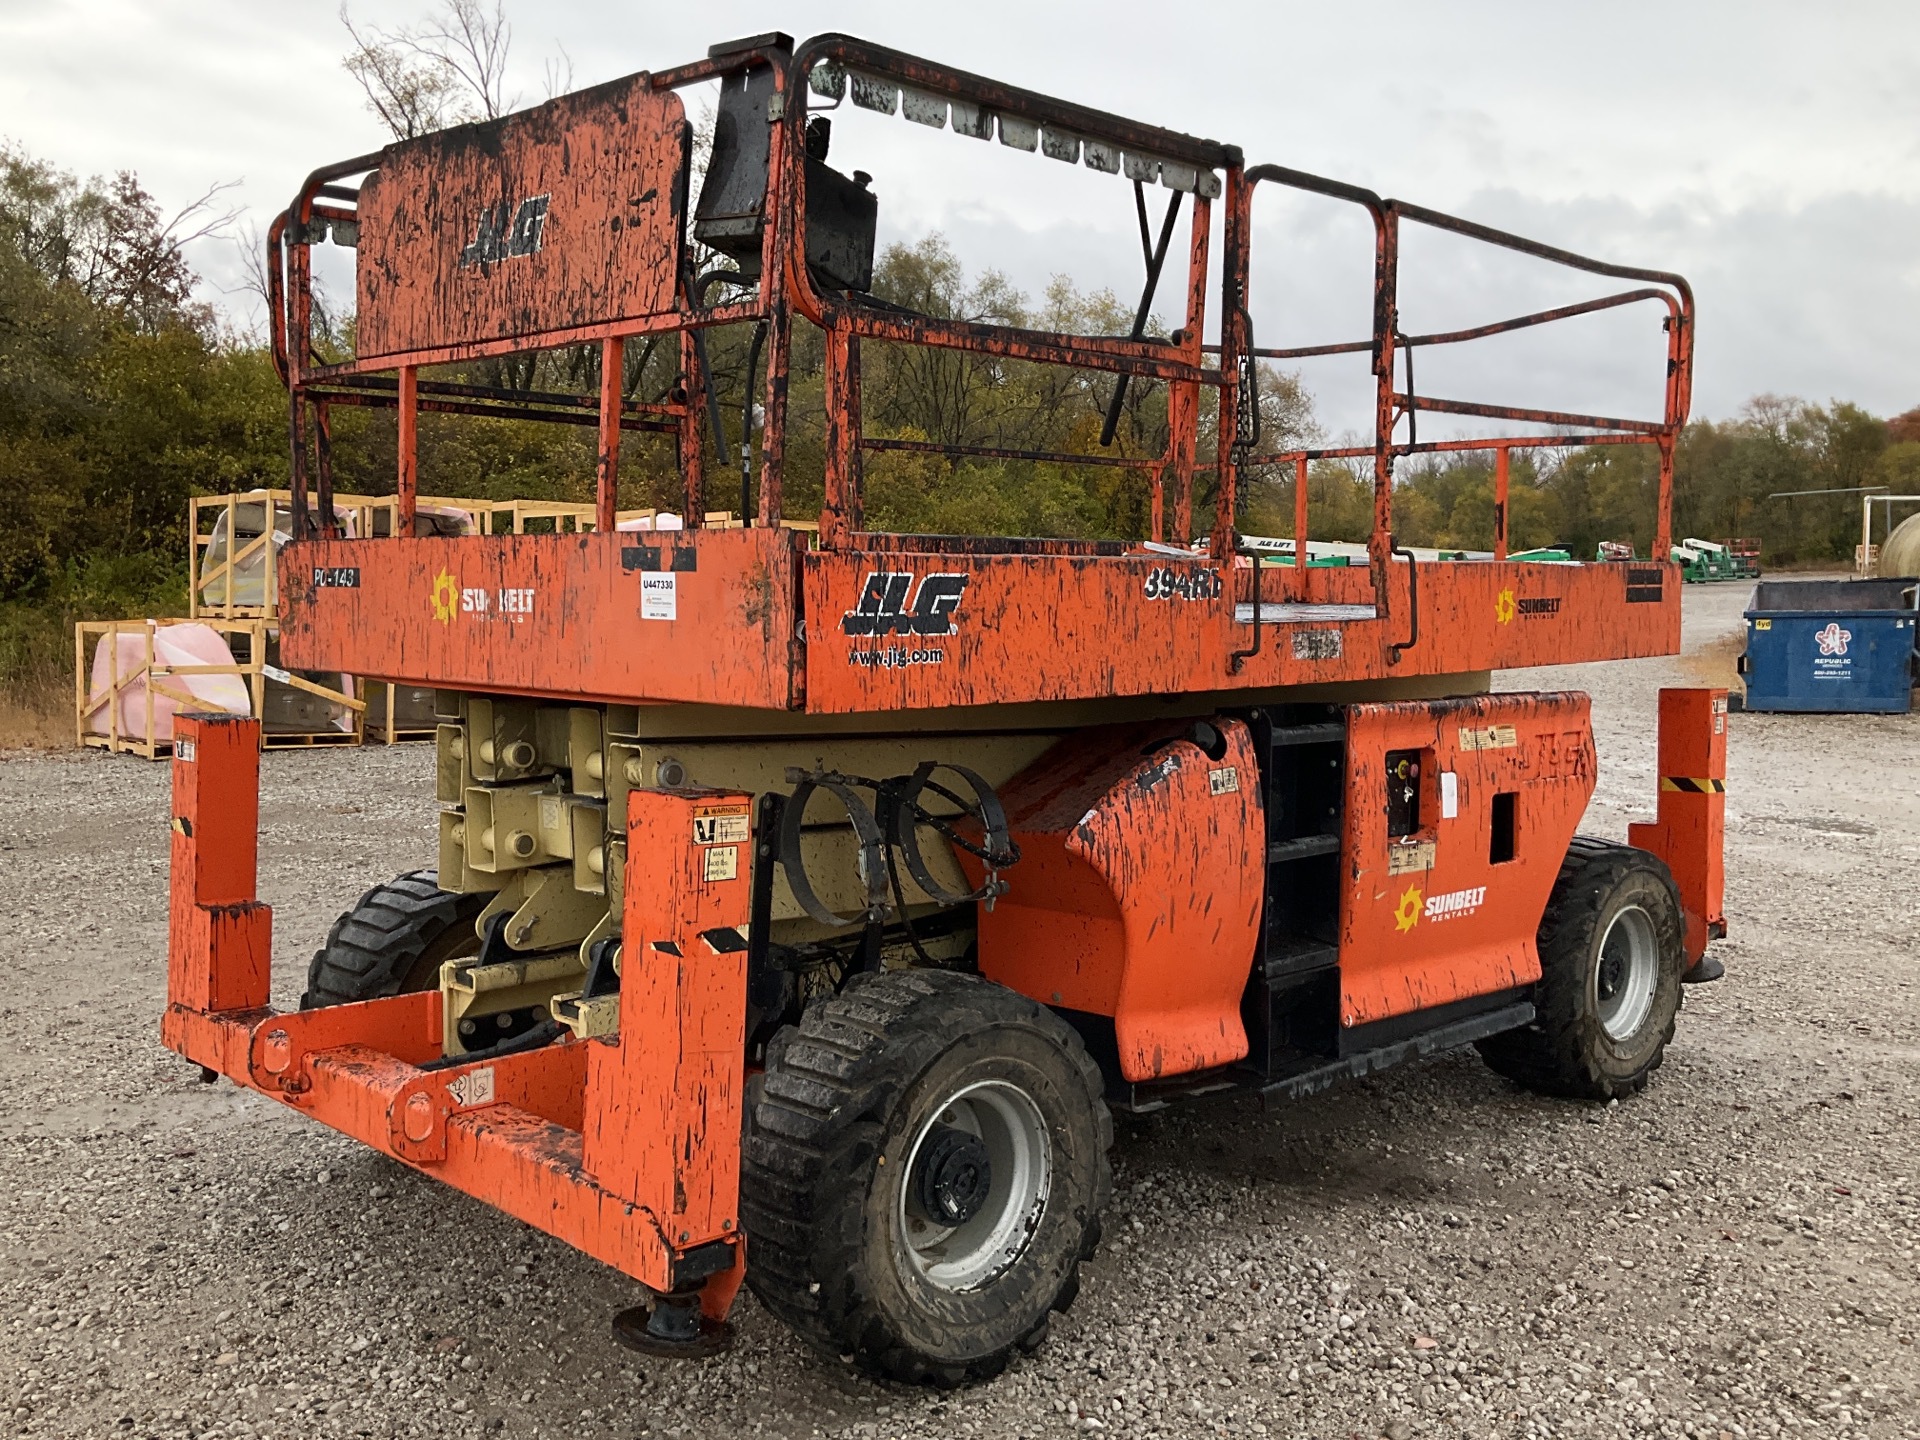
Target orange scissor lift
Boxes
[165,33,1726,1382]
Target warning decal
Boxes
[693,805,751,846]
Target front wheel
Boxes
[300,870,485,1009]
[1477,837,1685,1100]
[741,969,1111,1385]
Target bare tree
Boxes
[417,0,514,120]
[543,42,575,102]
[340,0,515,141]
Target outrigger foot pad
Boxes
[610,1292,734,1359]
[1681,954,1725,984]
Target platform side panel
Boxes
[802,553,1680,712]
[355,75,686,359]
[277,530,800,708]
[1338,694,1596,1027]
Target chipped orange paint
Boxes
[978,720,1265,1082]
[188,31,1727,1339]
[278,529,805,709]
[162,715,748,1309]
[354,75,687,362]
[276,534,1678,715]
[1338,695,1596,1027]
[1628,688,1728,961]
[584,788,753,1265]
[166,714,270,1015]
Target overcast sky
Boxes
[3,1,1916,438]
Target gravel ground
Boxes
[3,582,1917,1440]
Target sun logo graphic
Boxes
[1493,588,1517,625]
[1394,884,1423,932]
[431,568,460,625]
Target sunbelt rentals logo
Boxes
[1395,883,1488,932]
[430,568,536,626]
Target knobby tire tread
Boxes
[741,969,1112,1386]
[1478,837,1684,1100]
[300,869,484,1009]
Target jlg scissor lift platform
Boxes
[165,32,1727,1383]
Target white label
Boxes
[640,573,677,621]
[1440,771,1459,820]
[1208,766,1240,796]
[1292,630,1342,660]
[694,812,751,846]
[176,739,197,763]
[263,663,291,684]
[446,1066,496,1108]
[703,845,739,882]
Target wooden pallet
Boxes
[362,678,443,745]
[76,617,365,759]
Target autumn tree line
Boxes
[3,127,1916,710]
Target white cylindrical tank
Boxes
[1882,511,1920,578]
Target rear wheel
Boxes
[1477,838,1685,1100]
[741,969,1111,1385]
[300,870,485,1009]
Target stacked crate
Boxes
[76,489,668,757]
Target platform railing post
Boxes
[820,327,865,546]
[397,365,419,536]
[677,330,707,525]
[597,336,624,532]
[1654,434,1674,562]
[1294,455,1310,571]
[1493,444,1510,562]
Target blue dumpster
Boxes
[1738,578,1918,713]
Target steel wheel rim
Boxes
[1595,904,1659,1042]
[898,1078,1051,1292]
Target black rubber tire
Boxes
[1477,837,1685,1100]
[300,870,486,1009]
[741,969,1112,1386]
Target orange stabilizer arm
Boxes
[1627,688,1727,964]
[584,788,754,1320]
[159,712,753,1319]
[163,714,273,1070]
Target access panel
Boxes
[1338,694,1596,1027]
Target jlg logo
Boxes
[841,572,970,638]
[460,193,551,268]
